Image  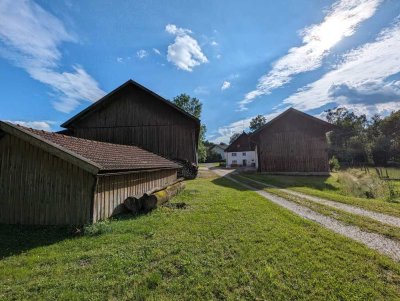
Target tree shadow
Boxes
[0,224,74,259]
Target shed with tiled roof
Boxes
[0,121,180,225]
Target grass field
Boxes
[241,172,400,217]
[1,175,400,300]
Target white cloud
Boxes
[116,57,124,63]
[194,86,209,95]
[283,19,400,116]
[137,49,148,59]
[7,120,54,131]
[216,54,222,59]
[166,24,208,71]
[211,41,218,46]
[0,0,105,113]
[153,48,161,55]
[239,0,382,110]
[221,81,231,90]
[211,109,287,144]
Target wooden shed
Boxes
[251,108,335,174]
[60,80,200,165]
[0,121,180,225]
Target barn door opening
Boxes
[242,159,247,166]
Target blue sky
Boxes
[1,0,400,143]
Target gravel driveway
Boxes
[236,174,400,228]
[212,168,400,262]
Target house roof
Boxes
[251,107,335,139]
[225,132,256,152]
[209,144,228,151]
[0,121,180,175]
[61,79,201,129]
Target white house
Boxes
[209,143,228,160]
[225,132,258,168]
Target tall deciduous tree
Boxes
[172,94,207,163]
[249,115,267,132]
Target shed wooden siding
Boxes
[67,85,198,164]
[0,133,96,225]
[256,111,331,173]
[92,169,177,222]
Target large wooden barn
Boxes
[61,80,200,166]
[251,108,334,174]
[0,121,180,225]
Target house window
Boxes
[232,153,237,156]
[242,152,246,156]
[232,160,237,164]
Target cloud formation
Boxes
[283,19,400,116]
[137,49,148,59]
[7,120,54,131]
[239,0,382,110]
[166,24,208,71]
[221,81,231,90]
[0,0,104,113]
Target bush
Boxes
[329,156,340,171]
[336,169,389,199]
[84,220,112,236]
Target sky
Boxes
[1,0,400,143]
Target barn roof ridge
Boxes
[251,107,334,137]
[61,79,200,128]
[0,121,180,175]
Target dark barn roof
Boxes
[251,107,335,139]
[225,132,256,153]
[0,122,180,174]
[61,79,200,129]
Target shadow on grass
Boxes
[0,224,73,259]
[211,175,249,192]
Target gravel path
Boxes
[212,169,400,262]
[236,175,400,228]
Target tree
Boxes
[229,133,241,144]
[172,94,206,163]
[249,115,267,132]
[172,94,202,119]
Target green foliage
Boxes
[249,115,267,132]
[172,94,202,119]
[1,177,400,299]
[326,107,400,166]
[206,149,222,162]
[84,220,112,236]
[197,141,207,163]
[229,133,241,144]
[328,156,340,171]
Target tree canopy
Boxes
[249,115,267,132]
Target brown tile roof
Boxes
[16,125,180,172]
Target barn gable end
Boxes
[251,108,335,174]
[61,80,200,164]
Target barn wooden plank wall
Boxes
[69,86,198,163]
[259,132,329,172]
[256,110,331,173]
[92,169,177,222]
[0,134,96,225]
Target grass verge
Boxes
[241,173,400,217]
[1,176,400,300]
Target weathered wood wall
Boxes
[256,112,330,173]
[68,86,198,163]
[0,133,96,225]
[92,169,177,222]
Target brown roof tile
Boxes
[18,125,180,172]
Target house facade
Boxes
[225,133,258,168]
[209,143,227,160]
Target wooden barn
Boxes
[0,121,180,225]
[61,80,200,166]
[251,108,335,174]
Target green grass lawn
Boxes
[1,176,400,300]
[241,173,400,217]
